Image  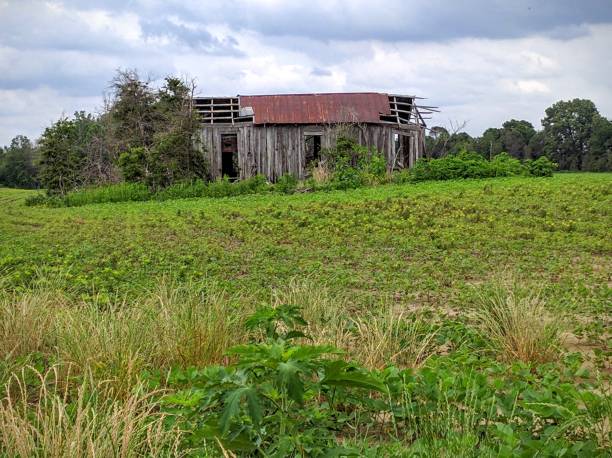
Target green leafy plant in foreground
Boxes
[160,304,385,456]
[158,305,611,457]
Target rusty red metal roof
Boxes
[239,92,391,124]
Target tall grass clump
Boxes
[153,179,209,200]
[148,280,249,367]
[393,375,498,456]
[471,283,562,364]
[52,280,246,394]
[0,290,63,362]
[27,175,273,207]
[63,182,151,206]
[270,279,438,368]
[1,278,248,395]
[311,162,332,185]
[0,366,184,457]
[270,278,353,349]
[157,175,270,200]
[352,310,438,369]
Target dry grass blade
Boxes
[352,311,437,369]
[1,278,247,397]
[311,162,332,184]
[271,279,438,368]
[271,278,354,348]
[0,365,184,457]
[0,288,68,361]
[472,284,561,364]
[150,279,247,368]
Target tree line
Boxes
[425,99,612,171]
[1,71,611,193]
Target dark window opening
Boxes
[304,134,322,167]
[401,135,412,168]
[221,134,239,179]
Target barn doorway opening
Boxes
[400,135,412,168]
[304,134,322,167]
[393,133,401,169]
[221,134,238,179]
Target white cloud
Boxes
[0,87,101,144]
[502,80,551,94]
[76,9,142,44]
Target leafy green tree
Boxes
[542,99,600,170]
[500,119,536,159]
[473,121,536,160]
[38,113,99,194]
[526,131,546,159]
[114,75,205,189]
[584,116,612,171]
[474,128,503,159]
[425,126,450,158]
[447,132,474,155]
[38,118,82,194]
[0,135,38,188]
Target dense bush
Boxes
[525,156,558,177]
[410,151,557,181]
[412,151,512,181]
[117,146,148,183]
[489,152,525,176]
[324,135,387,189]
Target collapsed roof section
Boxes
[193,92,436,127]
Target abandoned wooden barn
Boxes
[193,92,433,181]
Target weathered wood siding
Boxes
[197,123,423,181]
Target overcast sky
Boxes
[1,0,612,145]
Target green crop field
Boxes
[1,173,610,456]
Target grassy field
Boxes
[0,173,610,456]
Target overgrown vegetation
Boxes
[26,140,558,207]
[0,175,610,455]
[156,303,611,456]
[409,152,556,181]
[0,367,184,457]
